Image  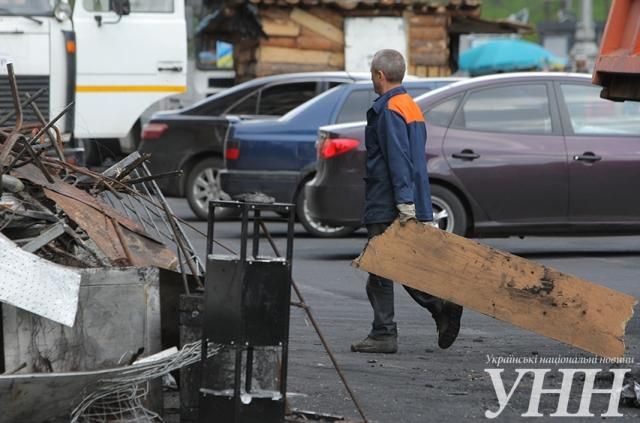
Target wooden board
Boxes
[262,19,301,37]
[254,62,340,77]
[353,220,637,358]
[290,7,344,45]
[297,35,343,51]
[299,27,344,51]
[408,14,449,27]
[261,36,298,49]
[411,50,449,66]
[409,39,448,53]
[307,7,344,29]
[256,46,344,68]
[260,32,343,52]
[409,26,448,41]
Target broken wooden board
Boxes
[352,220,637,358]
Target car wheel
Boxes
[186,157,234,220]
[296,182,356,238]
[81,138,120,167]
[430,185,468,236]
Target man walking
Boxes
[351,49,463,354]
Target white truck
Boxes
[0,0,187,164]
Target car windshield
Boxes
[0,0,55,15]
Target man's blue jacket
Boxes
[363,85,434,224]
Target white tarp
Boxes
[0,235,81,326]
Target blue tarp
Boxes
[459,39,567,76]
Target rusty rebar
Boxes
[26,92,65,162]
[0,63,24,169]
[0,87,45,127]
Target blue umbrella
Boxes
[459,39,567,76]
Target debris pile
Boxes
[0,63,203,293]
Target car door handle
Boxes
[157,66,183,72]
[573,152,602,163]
[452,150,480,161]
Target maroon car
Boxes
[306,73,640,237]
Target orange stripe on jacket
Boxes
[387,93,425,124]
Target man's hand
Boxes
[397,203,416,225]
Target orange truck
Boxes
[592,0,640,101]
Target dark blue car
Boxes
[220,78,459,237]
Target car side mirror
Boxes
[111,0,131,16]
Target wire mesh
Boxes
[70,341,220,423]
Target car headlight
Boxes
[54,0,72,22]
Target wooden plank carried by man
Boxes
[353,220,637,358]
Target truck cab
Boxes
[0,0,187,164]
[0,1,73,131]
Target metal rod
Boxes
[245,346,254,393]
[6,63,22,131]
[240,205,249,262]
[233,347,243,422]
[259,221,369,423]
[0,87,45,127]
[143,163,206,279]
[124,170,182,186]
[175,239,191,296]
[131,168,177,242]
[207,201,215,256]
[19,138,54,183]
[129,170,164,238]
[26,92,65,161]
[252,209,261,259]
[7,101,75,168]
[286,204,295,267]
[156,185,203,290]
[29,101,74,144]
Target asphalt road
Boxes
[169,198,640,423]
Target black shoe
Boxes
[350,336,398,353]
[435,302,463,349]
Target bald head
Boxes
[371,49,406,83]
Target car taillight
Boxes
[319,137,360,160]
[141,123,168,140]
[225,139,240,160]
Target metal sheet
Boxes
[0,345,179,423]
[0,235,80,327]
[2,267,162,373]
[45,189,178,270]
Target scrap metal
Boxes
[0,62,203,295]
[0,234,81,327]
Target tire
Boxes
[81,138,121,167]
[296,181,357,238]
[430,185,468,236]
[185,157,235,220]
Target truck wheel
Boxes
[186,158,234,220]
[430,185,468,236]
[296,181,356,238]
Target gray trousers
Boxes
[366,222,444,338]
